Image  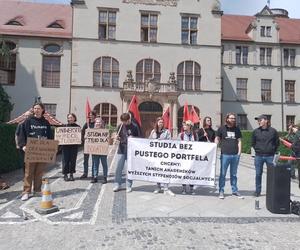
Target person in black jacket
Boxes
[80,110,96,179]
[252,115,279,197]
[113,113,139,192]
[62,113,80,182]
[198,116,215,142]
[18,103,53,201]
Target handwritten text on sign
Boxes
[25,138,59,163]
[55,127,82,145]
[84,128,109,155]
[127,138,217,186]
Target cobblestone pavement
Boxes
[0,151,300,249]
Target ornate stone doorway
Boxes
[139,101,163,138]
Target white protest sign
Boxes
[55,127,81,145]
[127,138,217,186]
[83,128,109,155]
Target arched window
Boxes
[136,58,161,84]
[177,105,200,131]
[177,61,201,90]
[0,41,17,85]
[6,20,22,26]
[93,103,118,126]
[93,57,119,88]
[47,21,64,29]
[42,44,61,88]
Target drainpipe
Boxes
[68,3,74,113]
[280,45,284,131]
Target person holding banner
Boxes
[215,113,243,199]
[178,120,197,195]
[62,113,80,182]
[91,117,108,184]
[113,113,139,192]
[80,111,96,179]
[198,116,215,142]
[18,103,53,201]
[149,117,175,196]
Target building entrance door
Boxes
[139,102,163,138]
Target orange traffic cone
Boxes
[35,179,59,214]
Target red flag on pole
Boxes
[183,102,190,122]
[85,98,92,123]
[162,107,173,130]
[128,95,141,126]
[190,106,200,124]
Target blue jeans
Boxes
[219,154,240,193]
[254,155,274,194]
[91,155,108,178]
[114,154,132,188]
[83,153,89,175]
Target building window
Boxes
[141,13,158,42]
[177,105,200,132]
[237,114,247,130]
[177,61,201,91]
[236,46,248,65]
[261,79,272,102]
[260,26,271,37]
[136,59,161,84]
[0,41,16,85]
[286,115,295,130]
[42,44,61,88]
[93,57,119,88]
[181,15,198,45]
[44,104,57,117]
[285,80,295,103]
[47,21,64,29]
[236,78,247,101]
[260,47,272,65]
[283,49,296,67]
[93,103,118,126]
[99,10,116,40]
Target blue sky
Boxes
[24,0,300,18]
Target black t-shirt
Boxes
[198,127,216,142]
[216,125,242,155]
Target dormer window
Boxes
[47,21,64,29]
[260,26,271,37]
[6,20,23,26]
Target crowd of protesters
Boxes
[2,101,300,202]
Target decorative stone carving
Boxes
[123,70,135,89]
[146,78,161,93]
[168,72,176,84]
[123,0,178,7]
[212,0,221,11]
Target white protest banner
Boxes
[25,138,59,163]
[55,127,81,145]
[83,128,109,155]
[127,138,217,186]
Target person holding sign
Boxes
[149,117,175,196]
[215,113,243,199]
[178,120,198,195]
[198,116,216,142]
[80,111,96,179]
[113,113,140,192]
[62,113,80,182]
[18,103,53,201]
[91,117,108,184]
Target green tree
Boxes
[0,38,14,122]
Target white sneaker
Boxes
[113,186,120,192]
[153,188,161,194]
[21,193,29,201]
[164,189,175,197]
[126,187,132,193]
[219,192,224,199]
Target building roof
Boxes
[222,14,300,44]
[0,1,72,39]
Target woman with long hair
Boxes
[198,116,215,142]
[149,117,175,196]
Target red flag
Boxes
[162,107,173,130]
[85,98,92,124]
[183,102,190,122]
[190,106,200,124]
[128,95,141,126]
[279,138,292,148]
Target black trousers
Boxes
[62,145,78,174]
